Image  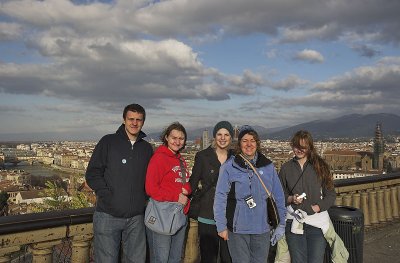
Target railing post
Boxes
[384,188,393,221]
[397,185,400,204]
[352,192,361,209]
[0,246,20,263]
[183,219,200,263]
[29,240,61,263]
[368,190,379,225]
[335,195,343,206]
[68,223,93,263]
[391,186,399,219]
[361,192,370,227]
[71,234,93,263]
[343,194,352,206]
[377,189,386,223]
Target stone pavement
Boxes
[363,220,400,263]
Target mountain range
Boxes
[1,113,399,142]
[155,113,400,141]
[266,113,400,140]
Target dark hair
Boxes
[123,104,146,121]
[291,130,334,190]
[235,130,261,155]
[160,122,187,150]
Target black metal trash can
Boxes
[325,205,364,263]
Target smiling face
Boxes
[123,111,144,140]
[215,128,232,150]
[292,139,309,161]
[166,129,185,154]
[240,133,257,159]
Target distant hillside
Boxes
[267,113,400,140]
[147,125,281,141]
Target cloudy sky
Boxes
[1,0,400,141]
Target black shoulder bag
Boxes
[188,177,217,219]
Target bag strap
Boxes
[288,161,308,195]
[239,154,272,197]
[178,157,187,184]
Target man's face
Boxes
[123,111,144,139]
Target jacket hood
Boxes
[116,124,147,141]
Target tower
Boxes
[201,130,210,150]
[233,125,240,141]
[373,123,384,170]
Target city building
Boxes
[201,129,210,150]
[373,123,385,170]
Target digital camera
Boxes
[245,195,257,209]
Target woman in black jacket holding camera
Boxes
[189,121,234,263]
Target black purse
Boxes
[239,154,280,228]
[188,178,217,219]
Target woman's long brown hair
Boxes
[291,130,334,190]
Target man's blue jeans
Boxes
[227,230,270,263]
[93,211,146,263]
[285,220,327,263]
[146,223,187,263]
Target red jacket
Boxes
[145,145,192,213]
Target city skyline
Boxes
[1,0,400,141]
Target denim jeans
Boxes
[93,211,146,263]
[146,223,187,263]
[227,231,270,263]
[285,220,327,263]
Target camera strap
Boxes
[289,161,308,195]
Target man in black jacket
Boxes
[86,103,153,263]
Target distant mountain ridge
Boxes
[1,113,399,142]
[154,113,400,141]
[266,113,400,140]
[146,125,286,141]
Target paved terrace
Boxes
[364,219,400,263]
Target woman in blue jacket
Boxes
[214,125,286,263]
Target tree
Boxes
[31,180,91,212]
[0,192,9,216]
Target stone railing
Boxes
[0,207,93,263]
[334,172,400,227]
[0,172,399,262]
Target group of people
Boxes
[85,103,337,263]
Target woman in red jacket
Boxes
[145,122,192,263]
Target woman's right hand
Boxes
[178,192,189,205]
[291,194,304,205]
[218,230,229,241]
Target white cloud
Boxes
[294,49,324,63]
[1,0,400,137]
[270,75,309,91]
[280,24,339,43]
[0,22,23,41]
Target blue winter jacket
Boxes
[214,153,286,234]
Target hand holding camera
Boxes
[292,192,306,204]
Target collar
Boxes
[234,151,272,169]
